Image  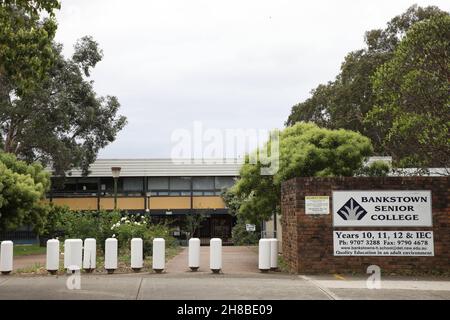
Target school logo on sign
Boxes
[333,191,432,227]
[337,198,367,221]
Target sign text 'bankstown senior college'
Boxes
[332,191,434,257]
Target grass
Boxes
[13,244,46,257]
[15,263,46,274]
[277,255,291,273]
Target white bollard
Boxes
[152,238,165,273]
[64,239,82,270]
[270,238,278,270]
[188,238,200,271]
[258,239,271,272]
[83,238,96,272]
[131,238,143,272]
[105,238,118,274]
[0,241,13,275]
[46,239,60,274]
[210,238,222,273]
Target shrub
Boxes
[111,215,177,256]
[43,209,120,250]
[233,122,373,222]
[183,211,207,239]
[231,217,260,246]
[357,160,391,177]
[42,209,178,255]
[40,203,71,239]
[59,210,121,249]
[0,152,50,233]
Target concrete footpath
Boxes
[2,246,449,300]
[0,273,449,300]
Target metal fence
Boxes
[0,231,38,245]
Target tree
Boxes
[356,160,391,177]
[232,123,373,222]
[286,5,447,153]
[0,152,50,232]
[1,36,127,175]
[231,216,260,246]
[0,0,59,95]
[223,188,260,245]
[366,15,450,171]
[184,210,207,238]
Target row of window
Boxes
[52,176,237,194]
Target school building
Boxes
[49,159,241,244]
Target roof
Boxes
[54,156,448,178]
[365,156,392,165]
[61,159,243,177]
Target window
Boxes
[215,176,235,190]
[148,177,169,191]
[192,177,215,190]
[123,177,143,191]
[170,177,191,190]
[63,182,77,192]
[51,178,76,193]
[77,179,98,193]
[99,178,117,193]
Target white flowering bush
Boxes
[110,214,176,256]
[51,210,177,256]
[53,210,121,251]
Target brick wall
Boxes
[281,177,449,274]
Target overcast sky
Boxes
[54,0,449,159]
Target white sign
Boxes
[246,224,256,232]
[305,196,330,215]
[333,191,432,227]
[334,231,434,256]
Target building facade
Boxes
[49,159,241,244]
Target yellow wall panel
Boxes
[52,198,98,210]
[52,196,225,211]
[149,197,191,210]
[100,197,145,210]
[193,197,225,209]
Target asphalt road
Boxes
[0,273,449,300]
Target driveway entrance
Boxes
[165,246,258,274]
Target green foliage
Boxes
[184,211,207,238]
[1,34,127,175]
[112,216,177,256]
[0,152,50,232]
[54,210,121,251]
[233,123,373,222]
[286,5,447,155]
[0,0,59,94]
[40,203,69,238]
[1,1,60,15]
[223,186,261,245]
[1,2,126,175]
[366,14,450,170]
[44,210,177,256]
[276,123,373,181]
[356,160,391,177]
[231,216,260,246]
